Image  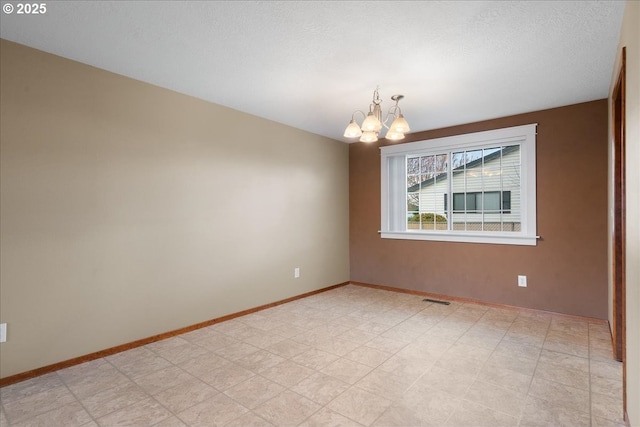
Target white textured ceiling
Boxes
[0,1,625,142]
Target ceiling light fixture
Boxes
[343,86,410,143]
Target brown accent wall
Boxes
[350,100,609,319]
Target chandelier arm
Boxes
[381,105,402,129]
[351,110,367,123]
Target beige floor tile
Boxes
[501,330,546,348]
[177,352,231,377]
[235,349,286,373]
[223,375,284,409]
[371,404,426,427]
[456,329,504,350]
[336,328,378,346]
[591,415,628,427]
[115,355,174,380]
[79,381,149,418]
[260,360,316,388]
[528,376,589,414]
[214,342,261,361]
[590,359,623,381]
[591,374,624,400]
[133,365,194,395]
[243,332,287,349]
[311,323,353,338]
[3,385,77,425]
[300,407,364,427]
[1,285,618,427]
[484,351,538,376]
[1,408,9,426]
[321,358,374,385]
[463,380,526,417]
[591,392,625,424]
[146,338,210,365]
[354,320,394,335]
[95,397,172,427]
[395,340,450,362]
[11,402,92,427]
[291,372,350,405]
[191,331,239,352]
[176,393,249,426]
[534,360,589,390]
[209,319,252,335]
[543,338,589,358]
[291,348,340,370]
[590,340,616,361]
[395,384,460,425]
[377,353,436,378]
[61,363,132,399]
[445,400,517,427]
[475,363,533,394]
[265,338,311,358]
[415,365,475,396]
[314,337,362,357]
[200,363,256,391]
[363,335,410,354]
[327,387,392,427]
[442,342,494,362]
[153,415,188,427]
[538,349,589,372]
[493,339,542,361]
[355,368,417,401]
[343,346,392,368]
[520,395,590,427]
[0,373,64,405]
[270,323,307,339]
[153,377,218,413]
[223,411,275,427]
[253,390,321,426]
[433,352,485,377]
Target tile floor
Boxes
[0,284,626,427]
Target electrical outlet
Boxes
[294,267,300,278]
[518,275,527,287]
[0,323,6,343]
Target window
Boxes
[381,124,537,245]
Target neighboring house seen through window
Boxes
[380,124,537,245]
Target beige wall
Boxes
[0,40,350,378]
[609,1,640,424]
[350,100,609,319]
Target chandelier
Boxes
[343,86,410,143]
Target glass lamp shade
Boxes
[389,114,410,133]
[343,120,363,138]
[385,130,405,141]
[361,112,382,132]
[359,131,378,143]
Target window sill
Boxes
[380,230,538,246]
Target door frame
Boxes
[611,45,626,418]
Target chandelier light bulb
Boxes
[359,131,378,143]
[390,114,410,133]
[343,120,363,138]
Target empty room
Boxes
[0,1,638,426]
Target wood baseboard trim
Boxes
[0,281,349,388]
[349,281,608,324]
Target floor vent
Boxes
[423,298,451,305]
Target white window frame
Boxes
[380,124,538,246]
